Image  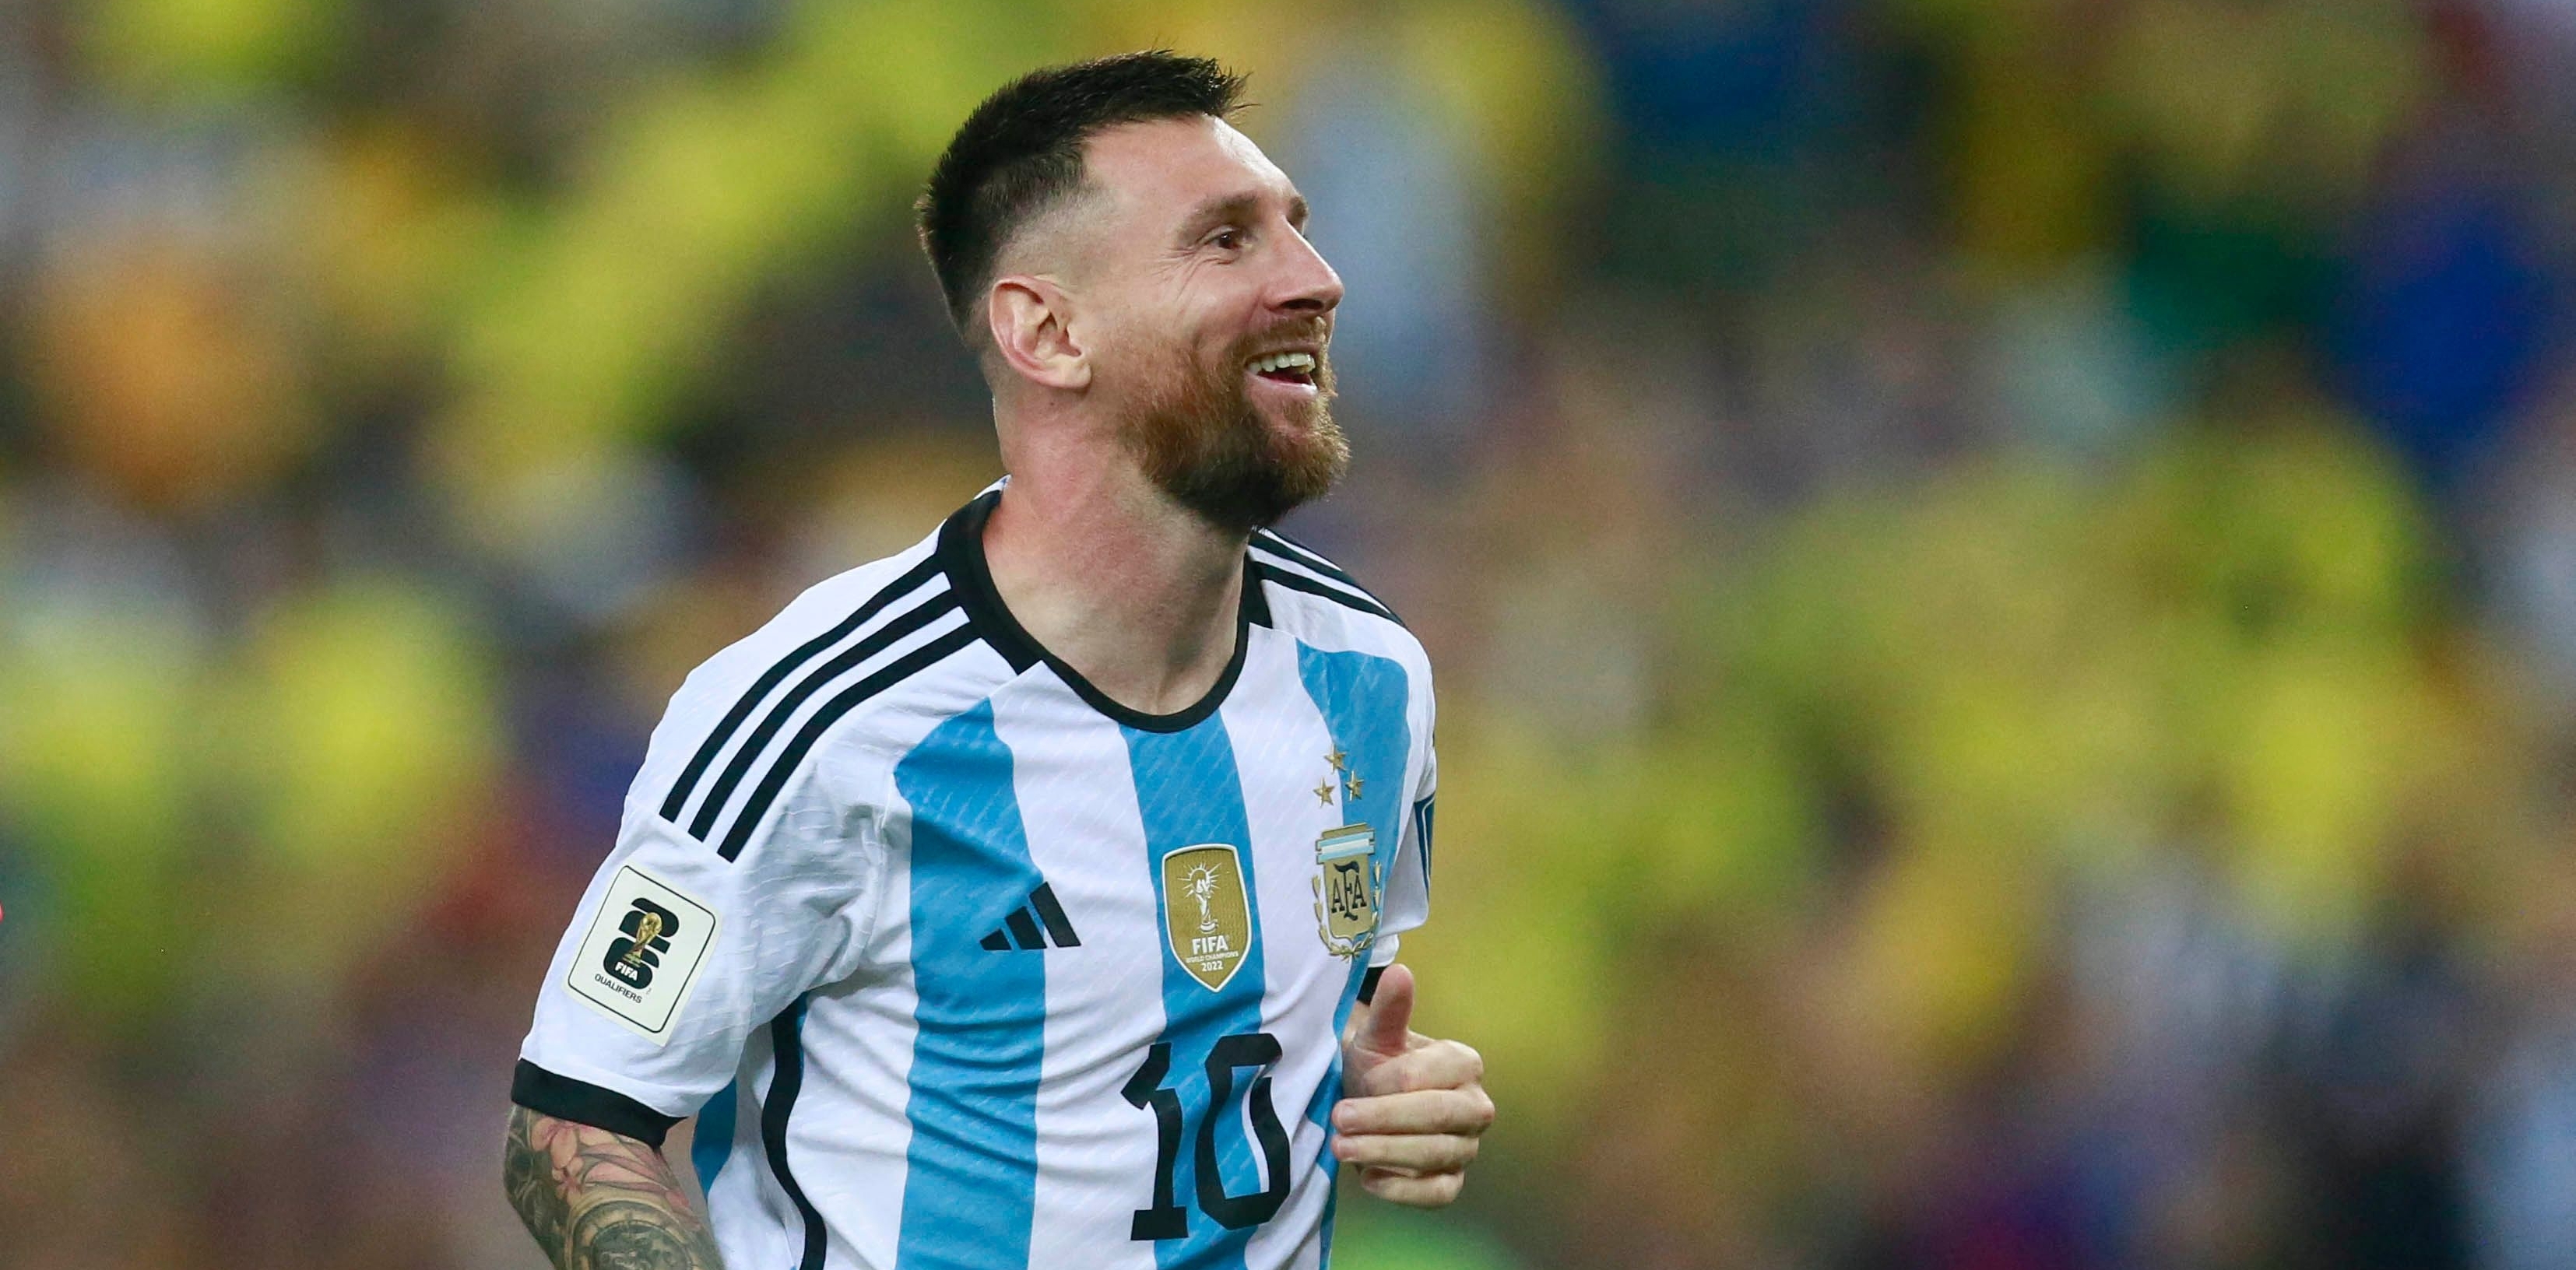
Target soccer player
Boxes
[501,50,1491,1270]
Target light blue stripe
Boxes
[1125,718,1271,1270]
[894,700,1046,1270]
[690,1078,737,1193]
[1292,640,1415,1262]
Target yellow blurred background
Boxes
[5,0,2576,1266]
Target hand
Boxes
[1332,963,1494,1207]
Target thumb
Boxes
[1352,962,1415,1057]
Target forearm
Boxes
[504,1103,725,1270]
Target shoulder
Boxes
[666,538,959,733]
[1249,528,1430,679]
[636,529,1007,855]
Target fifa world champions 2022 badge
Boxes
[1161,843,1253,992]
[1310,747,1383,960]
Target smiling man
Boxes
[503,51,1490,1270]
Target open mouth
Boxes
[1249,350,1320,388]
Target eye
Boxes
[1210,226,1244,251]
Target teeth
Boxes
[1251,352,1317,375]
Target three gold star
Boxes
[1318,749,1365,806]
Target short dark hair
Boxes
[915,51,1246,339]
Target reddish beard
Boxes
[1119,328,1348,533]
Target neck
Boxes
[981,451,1247,717]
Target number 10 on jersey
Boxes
[1122,1031,1292,1239]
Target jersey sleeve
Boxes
[514,768,883,1145]
[1369,683,1437,972]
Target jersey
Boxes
[515,486,1438,1270]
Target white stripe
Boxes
[996,681,1165,1270]
[704,1029,798,1270]
[789,798,923,1268]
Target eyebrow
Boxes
[1178,191,1310,240]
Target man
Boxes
[504,50,1490,1270]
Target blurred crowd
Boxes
[5,0,2576,1267]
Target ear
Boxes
[986,275,1091,392]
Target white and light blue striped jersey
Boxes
[515,486,1437,1270]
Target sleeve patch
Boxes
[567,865,721,1044]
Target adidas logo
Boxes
[979,882,1082,951]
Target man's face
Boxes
[1069,116,1348,533]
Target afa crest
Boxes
[1161,844,1252,992]
[1313,823,1382,959]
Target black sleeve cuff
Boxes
[1358,964,1386,1005]
[511,1060,682,1149]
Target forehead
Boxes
[1080,115,1295,230]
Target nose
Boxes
[1274,225,1343,316]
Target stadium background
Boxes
[4,0,2576,1266]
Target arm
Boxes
[504,1103,725,1270]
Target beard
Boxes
[1117,327,1349,535]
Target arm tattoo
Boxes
[504,1104,725,1270]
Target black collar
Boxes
[937,489,1270,734]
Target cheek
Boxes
[1084,286,1242,391]
[1150,280,1252,360]
[1081,318,1158,387]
